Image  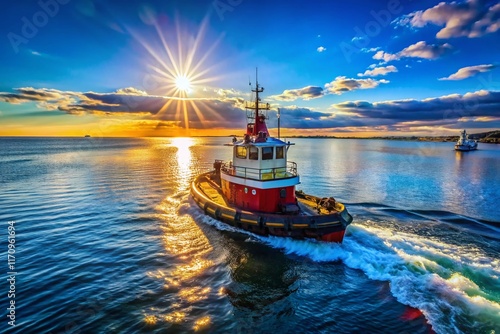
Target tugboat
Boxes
[455,129,478,151]
[190,75,353,243]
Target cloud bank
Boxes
[395,0,500,38]
[2,87,500,133]
[0,87,248,129]
[332,90,500,123]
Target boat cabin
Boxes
[219,133,300,213]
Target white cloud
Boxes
[361,47,381,53]
[372,41,452,62]
[439,64,496,81]
[116,87,148,95]
[317,46,326,52]
[269,86,324,101]
[400,41,452,59]
[325,76,389,95]
[358,65,398,77]
[373,50,398,62]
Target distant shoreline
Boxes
[286,135,500,144]
[1,130,499,143]
[287,130,500,144]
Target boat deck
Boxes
[198,173,343,216]
[198,176,229,207]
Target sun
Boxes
[175,75,191,93]
[132,16,224,135]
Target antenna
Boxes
[244,67,269,136]
[277,108,281,139]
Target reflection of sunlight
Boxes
[147,195,214,329]
[159,254,213,288]
[145,151,214,330]
[144,315,158,325]
[172,137,193,163]
[164,311,186,323]
[178,286,211,303]
[172,137,194,190]
[193,316,211,331]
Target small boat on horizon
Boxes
[190,74,353,243]
[455,130,477,151]
[84,134,91,137]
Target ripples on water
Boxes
[0,137,499,333]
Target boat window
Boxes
[276,146,284,159]
[235,146,247,159]
[249,146,258,160]
[262,147,273,160]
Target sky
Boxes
[0,0,499,137]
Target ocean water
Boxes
[0,137,499,334]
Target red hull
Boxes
[320,230,346,243]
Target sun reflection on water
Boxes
[193,316,211,331]
[178,286,211,303]
[171,137,194,191]
[144,314,158,326]
[146,191,214,331]
[164,311,186,323]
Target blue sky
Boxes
[0,0,499,136]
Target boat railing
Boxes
[220,161,298,181]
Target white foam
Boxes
[180,198,500,333]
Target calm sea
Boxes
[1,137,499,334]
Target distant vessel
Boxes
[190,73,353,243]
[84,134,91,137]
[455,130,478,151]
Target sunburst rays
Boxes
[128,15,229,135]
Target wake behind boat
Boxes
[190,73,353,243]
[455,129,478,151]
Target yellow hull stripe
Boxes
[293,224,309,228]
[240,218,258,225]
[221,213,234,220]
[266,222,284,227]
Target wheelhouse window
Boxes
[249,146,259,160]
[235,146,247,159]
[262,147,273,160]
[276,146,284,159]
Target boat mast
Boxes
[245,67,270,136]
[252,68,263,135]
